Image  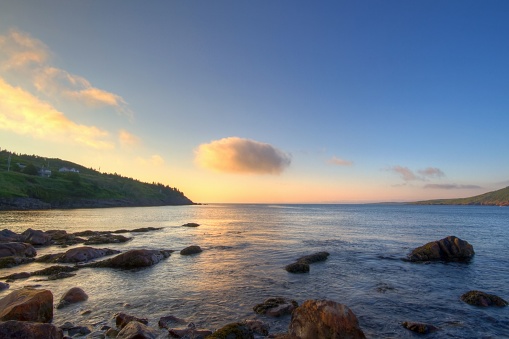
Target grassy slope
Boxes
[414,186,509,206]
[0,150,193,207]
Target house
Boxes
[39,168,52,178]
[59,167,80,173]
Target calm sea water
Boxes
[0,204,508,338]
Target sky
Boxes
[1,1,508,203]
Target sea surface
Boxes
[0,204,508,338]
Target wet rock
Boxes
[0,229,23,242]
[32,265,80,276]
[289,299,366,339]
[158,315,187,329]
[0,287,54,322]
[297,251,330,264]
[131,227,163,233]
[244,319,269,336]
[60,321,75,330]
[105,327,120,337]
[408,236,474,262]
[285,261,310,273]
[73,230,99,237]
[402,321,439,334]
[168,323,213,339]
[207,322,253,339]
[68,325,93,336]
[180,245,202,255]
[0,320,63,339]
[0,242,37,258]
[88,249,173,269]
[460,290,508,307]
[36,246,121,263]
[0,281,9,291]
[182,223,200,227]
[116,321,158,339]
[254,297,298,317]
[46,230,86,246]
[21,228,52,246]
[0,255,35,269]
[115,312,149,329]
[3,271,31,281]
[57,287,88,309]
[86,330,106,338]
[43,272,76,281]
[84,233,132,245]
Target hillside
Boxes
[0,149,194,210]
[413,186,509,206]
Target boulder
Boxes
[180,245,202,255]
[158,315,186,329]
[21,228,52,246]
[182,223,200,227]
[0,288,54,323]
[297,251,330,264]
[84,233,131,245]
[207,322,253,339]
[0,256,35,269]
[402,321,438,334]
[116,321,158,339]
[88,249,173,269]
[254,297,298,317]
[285,261,310,273]
[408,236,474,262]
[35,246,120,263]
[57,287,88,309]
[0,320,63,339]
[460,290,508,307]
[289,299,366,339]
[115,312,149,329]
[244,319,269,336]
[0,229,23,242]
[31,265,79,276]
[0,242,37,258]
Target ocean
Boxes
[1,204,508,338]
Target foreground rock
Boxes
[180,245,202,255]
[36,246,120,263]
[84,233,131,245]
[402,321,438,334]
[115,312,149,329]
[158,315,186,329]
[285,251,330,273]
[0,288,53,322]
[0,320,63,339]
[182,223,200,227]
[57,287,88,309]
[168,323,212,338]
[86,249,173,269]
[460,290,508,307]
[21,228,52,246]
[408,236,474,262]
[289,299,366,339]
[0,256,35,269]
[0,242,37,258]
[117,321,158,339]
[254,297,298,317]
[207,322,253,339]
[0,229,24,242]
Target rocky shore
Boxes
[0,227,507,338]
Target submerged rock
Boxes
[253,297,298,317]
[285,261,310,273]
[180,245,202,255]
[87,249,173,269]
[182,222,200,227]
[402,321,438,334]
[0,320,63,339]
[207,322,253,339]
[408,236,474,262]
[289,299,366,339]
[460,290,508,307]
[0,242,37,258]
[35,246,120,263]
[0,288,54,323]
[117,321,158,339]
[285,251,329,273]
[57,287,88,309]
[31,265,79,276]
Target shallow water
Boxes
[1,204,508,338]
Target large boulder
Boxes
[0,242,37,258]
[289,299,366,339]
[87,249,173,269]
[408,236,474,262]
[285,251,329,273]
[460,290,508,307]
[57,287,88,309]
[0,288,54,323]
[21,229,52,246]
[0,229,23,242]
[84,233,131,245]
[115,312,149,329]
[180,245,202,255]
[254,297,298,317]
[207,322,254,339]
[45,230,85,246]
[0,256,35,269]
[116,321,158,339]
[36,246,120,263]
[0,320,63,339]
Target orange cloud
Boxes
[195,137,291,174]
[119,129,141,147]
[0,77,113,149]
[327,156,353,166]
[0,29,49,70]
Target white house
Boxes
[59,167,80,173]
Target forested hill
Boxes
[413,186,509,206]
[0,149,194,210]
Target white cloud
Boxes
[195,137,291,174]
[327,156,353,166]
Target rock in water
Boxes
[0,242,37,258]
[297,251,330,264]
[116,321,158,339]
[285,261,310,273]
[0,288,54,322]
[460,290,508,307]
[36,246,120,263]
[57,287,88,309]
[0,320,63,339]
[253,297,298,317]
[207,322,254,339]
[402,321,438,334]
[408,236,474,262]
[86,249,172,269]
[289,299,366,339]
[180,245,202,255]
[115,312,149,329]
[21,228,52,246]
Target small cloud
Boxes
[424,184,482,190]
[327,156,353,166]
[390,166,419,181]
[0,29,49,70]
[195,137,291,174]
[418,167,445,178]
[119,129,141,147]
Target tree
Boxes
[23,163,39,176]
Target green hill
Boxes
[0,149,194,210]
[414,186,509,206]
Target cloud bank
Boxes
[195,137,291,174]
[327,156,353,166]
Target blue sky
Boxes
[1,1,508,203]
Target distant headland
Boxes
[413,186,509,206]
[0,150,194,210]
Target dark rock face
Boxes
[207,322,254,339]
[461,290,508,307]
[0,320,63,339]
[21,228,52,246]
[0,242,37,258]
[0,256,35,269]
[0,288,54,323]
[115,312,149,329]
[0,229,24,242]
[87,249,173,269]
[402,321,439,334]
[36,246,120,263]
[408,236,474,262]
[289,299,366,339]
[253,297,298,317]
[285,252,329,273]
[57,287,88,309]
[180,245,203,255]
[116,321,158,339]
